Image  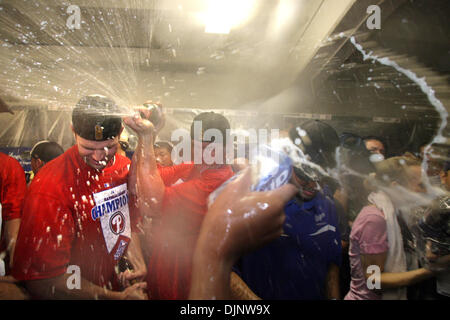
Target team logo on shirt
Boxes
[109,211,125,235]
[94,183,131,253]
[91,192,128,221]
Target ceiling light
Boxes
[199,0,256,34]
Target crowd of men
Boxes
[0,94,449,300]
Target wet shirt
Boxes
[0,152,26,275]
[146,163,233,300]
[234,190,342,300]
[13,145,136,290]
[345,205,388,300]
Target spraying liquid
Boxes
[348,36,450,295]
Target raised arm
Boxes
[189,169,297,300]
[124,107,165,218]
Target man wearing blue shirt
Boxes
[233,120,342,300]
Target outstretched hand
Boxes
[199,168,298,262]
[190,168,298,299]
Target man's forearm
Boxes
[380,268,433,289]
[25,274,123,300]
[130,134,165,216]
[4,218,21,268]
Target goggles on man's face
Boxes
[293,164,321,183]
[340,132,364,150]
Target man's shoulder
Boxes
[29,148,75,190]
[353,206,386,229]
[0,152,21,167]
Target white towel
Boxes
[368,190,407,300]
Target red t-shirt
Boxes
[147,163,234,299]
[13,145,136,290]
[0,152,26,273]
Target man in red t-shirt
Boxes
[0,152,27,299]
[125,110,234,299]
[12,95,147,299]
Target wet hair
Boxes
[31,140,64,163]
[154,141,173,153]
[190,112,230,145]
[72,95,122,141]
[371,156,421,187]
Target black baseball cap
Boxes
[31,140,64,163]
[72,95,122,141]
[289,120,340,169]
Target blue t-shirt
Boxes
[234,190,342,300]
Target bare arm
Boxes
[190,245,233,300]
[325,263,340,299]
[125,110,165,218]
[361,252,433,290]
[4,218,20,269]
[189,169,298,299]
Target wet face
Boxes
[290,168,319,201]
[76,135,119,170]
[365,139,385,156]
[155,147,173,167]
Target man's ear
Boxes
[37,158,45,169]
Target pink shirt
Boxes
[345,205,389,300]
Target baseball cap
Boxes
[72,95,122,141]
[31,140,64,163]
